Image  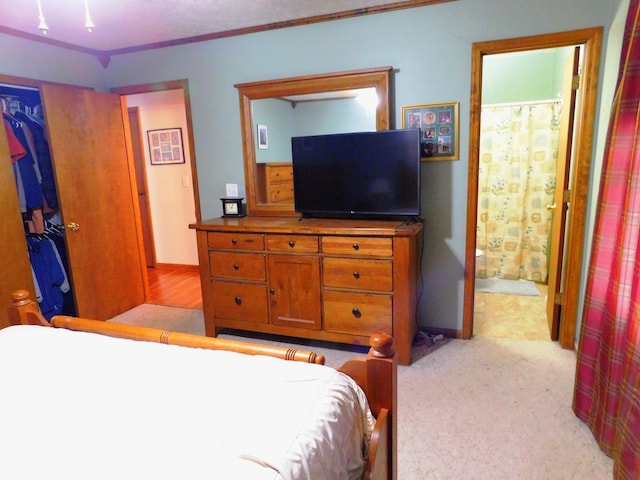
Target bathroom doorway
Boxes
[463,28,603,347]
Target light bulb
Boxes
[38,15,49,34]
[36,0,48,34]
[85,14,95,32]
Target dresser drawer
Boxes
[212,280,269,324]
[208,232,264,251]
[266,164,293,182]
[323,291,392,336]
[210,252,266,280]
[267,234,319,253]
[323,258,392,291]
[321,236,393,257]
[267,182,294,203]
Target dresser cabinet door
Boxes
[267,254,321,329]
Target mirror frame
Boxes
[235,66,392,217]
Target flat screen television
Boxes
[291,128,421,220]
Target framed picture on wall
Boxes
[257,124,268,149]
[401,102,459,161]
[147,128,185,165]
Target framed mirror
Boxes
[235,67,392,216]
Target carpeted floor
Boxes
[108,305,613,478]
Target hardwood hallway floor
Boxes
[146,265,203,310]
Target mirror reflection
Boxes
[236,67,391,217]
[252,88,378,205]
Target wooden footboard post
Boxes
[339,332,397,480]
[8,290,50,327]
[368,332,397,480]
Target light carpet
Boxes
[108,304,613,479]
[475,278,541,296]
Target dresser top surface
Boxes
[191,216,423,237]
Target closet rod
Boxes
[482,98,560,108]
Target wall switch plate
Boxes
[225,183,239,197]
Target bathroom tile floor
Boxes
[473,283,550,340]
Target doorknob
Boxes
[66,222,80,231]
[546,203,556,211]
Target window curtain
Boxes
[476,101,560,282]
[573,1,640,478]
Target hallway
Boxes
[146,265,202,310]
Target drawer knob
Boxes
[288,240,295,248]
[353,271,360,279]
[233,263,239,270]
[270,288,275,295]
[352,243,360,251]
[352,307,361,318]
[231,238,237,245]
[234,296,242,305]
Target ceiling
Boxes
[0,0,444,55]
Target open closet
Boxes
[0,77,147,327]
[2,84,74,320]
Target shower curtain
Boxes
[476,100,561,282]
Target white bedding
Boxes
[0,325,374,480]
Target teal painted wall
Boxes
[482,48,573,104]
[0,0,624,334]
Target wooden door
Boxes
[546,47,580,339]
[268,254,321,329]
[0,128,34,328]
[41,84,145,320]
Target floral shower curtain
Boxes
[476,101,560,282]
[573,0,640,477]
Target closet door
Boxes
[41,84,145,320]
[0,129,34,328]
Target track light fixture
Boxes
[36,0,48,34]
[35,0,96,35]
[84,0,95,32]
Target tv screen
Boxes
[291,129,421,219]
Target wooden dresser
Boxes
[191,216,423,365]
[256,162,294,203]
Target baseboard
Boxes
[151,263,199,272]
[420,326,462,339]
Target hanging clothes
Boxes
[27,234,66,320]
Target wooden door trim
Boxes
[463,28,603,348]
[110,80,202,222]
[128,106,157,267]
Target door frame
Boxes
[110,79,201,224]
[462,28,603,348]
[128,106,157,267]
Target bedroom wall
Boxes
[482,48,572,105]
[0,0,622,335]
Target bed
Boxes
[3,290,397,480]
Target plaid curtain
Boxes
[573,1,640,478]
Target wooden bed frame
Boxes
[7,290,397,480]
